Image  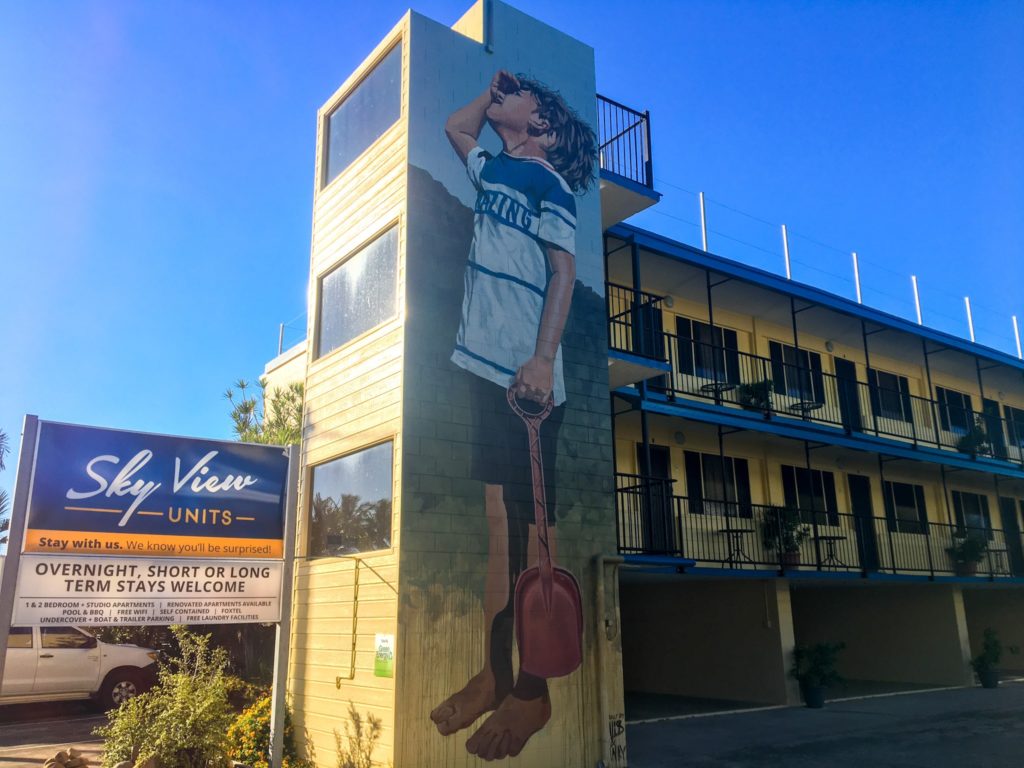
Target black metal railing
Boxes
[616,474,1018,578]
[597,95,653,189]
[637,332,1024,468]
[607,282,668,360]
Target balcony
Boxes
[606,310,1024,470]
[616,473,1020,579]
[597,95,660,228]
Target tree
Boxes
[0,428,9,547]
[225,378,303,446]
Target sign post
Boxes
[0,415,39,691]
[269,444,299,768]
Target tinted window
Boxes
[41,627,94,649]
[8,627,32,649]
[309,442,393,557]
[317,227,399,358]
[324,43,402,186]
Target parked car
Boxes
[2,625,158,710]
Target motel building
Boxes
[260,2,1024,766]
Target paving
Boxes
[0,701,105,766]
[627,681,1024,768]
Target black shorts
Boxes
[468,373,563,526]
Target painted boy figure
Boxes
[429,71,595,761]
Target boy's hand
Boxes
[513,355,554,404]
[490,70,520,103]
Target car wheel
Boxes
[99,670,142,710]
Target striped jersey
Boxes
[451,145,577,405]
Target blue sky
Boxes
[1,0,1022,505]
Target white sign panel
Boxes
[13,555,282,626]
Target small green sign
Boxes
[374,633,395,678]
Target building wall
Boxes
[287,16,410,767]
[620,579,798,705]
[963,588,1024,673]
[791,584,973,686]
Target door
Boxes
[33,626,101,694]
[637,444,674,552]
[834,358,862,432]
[848,474,879,571]
[984,399,1007,459]
[1,627,37,695]
[999,497,1024,576]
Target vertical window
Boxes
[883,481,929,534]
[1004,405,1024,449]
[770,342,824,402]
[676,319,740,384]
[952,491,992,536]
[936,386,973,433]
[780,465,839,526]
[868,369,913,423]
[309,442,393,557]
[317,227,398,358]
[684,451,752,517]
[323,43,402,187]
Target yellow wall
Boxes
[963,589,1024,673]
[791,584,973,687]
[287,16,410,767]
[620,579,799,705]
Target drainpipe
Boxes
[595,553,624,768]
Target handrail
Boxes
[614,474,1019,578]
[597,95,653,189]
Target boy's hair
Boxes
[517,75,597,195]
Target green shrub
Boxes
[96,626,235,768]
[226,694,311,768]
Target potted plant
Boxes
[762,506,810,568]
[972,628,1002,689]
[956,418,991,458]
[947,532,988,576]
[791,641,846,708]
[737,379,773,412]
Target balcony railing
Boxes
[597,95,653,189]
[609,316,1024,467]
[616,473,1019,578]
[607,282,667,359]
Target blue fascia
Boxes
[615,386,1024,481]
[600,169,663,204]
[608,223,1024,375]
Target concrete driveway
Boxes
[0,701,105,766]
[628,682,1024,768]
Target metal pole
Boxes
[0,415,40,692]
[922,340,941,449]
[912,276,922,325]
[278,323,285,356]
[965,297,975,343]
[699,192,708,252]
[1014,315,1022,360]
[806,442,822,570]
[269,444,300,768]
[861,320,880,436]
[852,252,861,304]
[878,456,897,573]
[782,225,791,280]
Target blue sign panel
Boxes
[25,421,289,558]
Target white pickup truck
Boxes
[1,625,159,710]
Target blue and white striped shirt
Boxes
[451,146,577,405]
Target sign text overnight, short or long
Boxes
[24,422,288,558]
[13,555,283,625]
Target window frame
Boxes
[951,490,993,539]
[676,318,740,385]
[935,386,973,434]
[882,480,929,535]
[320,40,404,190]
[1004,404,1024,449]
[684,450,753,518]
[780,465,840,526]
[769,341,824,403]
[868,368,913,424]
[306,439,396,559]
[313,222,401,362]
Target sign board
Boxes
[9,420,291,627]
[12,555,282,625]
[24,421,288,558]
[374,633,395,678]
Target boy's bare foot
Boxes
[430,672,501,736]
[464,691,551,761]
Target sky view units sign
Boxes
[24,421,288,558]
[10,420,291,625]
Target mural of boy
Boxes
[429,69,596,761]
